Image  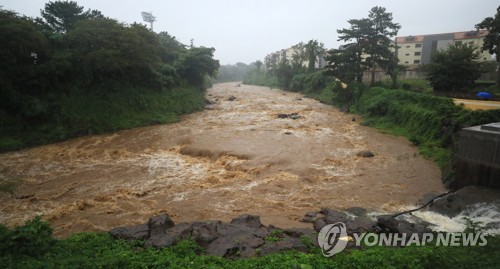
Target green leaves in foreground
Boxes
[1,218,499,268]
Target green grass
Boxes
[265,229,284,243]
[359,117,453,170]
[305,86,336,104]
[376,78,433,93]
[1,218,499,268]
[0,86,205,152]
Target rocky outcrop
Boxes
[376,215,431,235]
[309,207,377,235]
[110,189,499,258]
[276,113,301,119]
[356,150,375,158]
[308,207,431,236]
[110,214,316,258]
[427,186,500,217]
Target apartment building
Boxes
[396,30,492,69]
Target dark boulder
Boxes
[427,186,500,217]
[301,211,318,223]
[345,216,376,234]
[314,208,375,234]
[356,150,375,157]
[230,214,263,229]
[182,221,222,248]
[345,207,368,217]
[145,222,191,248]
[320,208,349,224]
[111,213,316,258]
[148,214,175,236]
[110,223,149,241]
[377,215,431,235]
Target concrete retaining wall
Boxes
[452,123,500,189]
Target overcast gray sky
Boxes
[1,0,498,65]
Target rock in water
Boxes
[230,214,263,228]
[227,96,237,101]
[356,150,375,157]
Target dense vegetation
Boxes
[476,6,500,87]
[215,62,260,83]
[426,43,485,92]
[1,217,499,268]
[0,1,219,152]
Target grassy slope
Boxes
[0,86,205,152]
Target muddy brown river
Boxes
[0,83,445,237]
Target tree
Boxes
[276,58,293,90]
[175,47,220,87]
[426,43,483,92]
[365,6,400,86]
[40,1,102,33]
[157,31,185,64]
[305,39,326,72]
[255,60,263,71]
[0,9,50,98]
[264,53,279,74]
[290,42,306,73]
[476,5,500,87]
[326,44,360,82]
[335,6,400,84]
[336,18,373,82]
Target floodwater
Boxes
[0,83,445,237]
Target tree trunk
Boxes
[391,72,398,89]
[496,54,500,88]
[356,49,363,83]
[371,58,376,86]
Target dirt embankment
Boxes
[0,83,444,237]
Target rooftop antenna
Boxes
[141,11,156,30]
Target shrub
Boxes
[0,217,54,258]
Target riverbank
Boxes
[0,83,444,237]
[244,71,500,187]
[1,208,499,268]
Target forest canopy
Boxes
[0,1,220,152]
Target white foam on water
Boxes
[411,211,466,233]
[410,202,500,235]
[171,192,188,201]
[241,180,261,191]
[146,152,208,185]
